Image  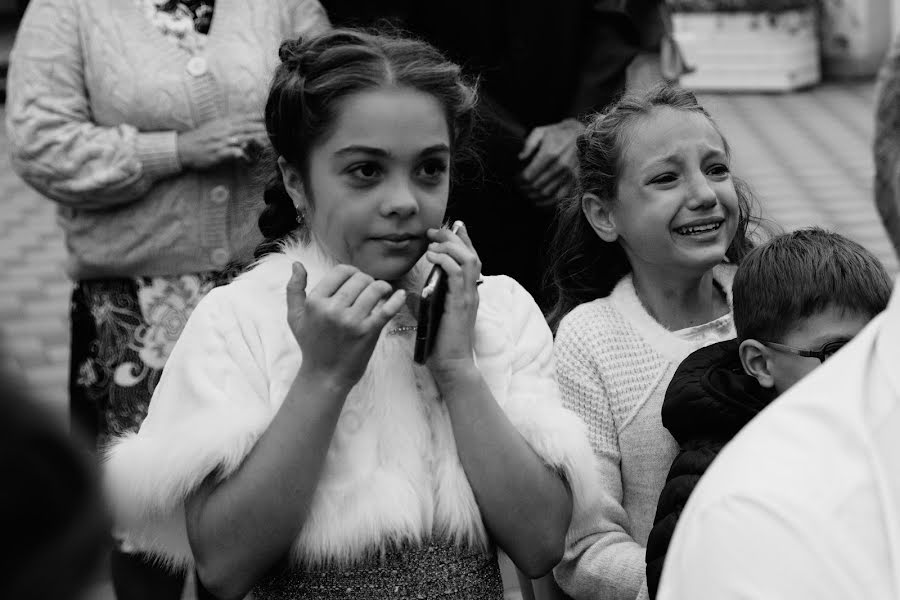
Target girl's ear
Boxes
[581,192,618,243]
[739,339,775,389]
[277,156,309,214]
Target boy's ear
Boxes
[277,156,309,214]
[581,193,618,243]
[739,339,775,389]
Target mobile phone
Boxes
[413,222,462,364]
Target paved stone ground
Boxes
[1,82,897,600]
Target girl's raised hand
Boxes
[423,222,482,381]
[286,263,406,391]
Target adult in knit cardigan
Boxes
[7,0,328,281]
[5,1,329,598]
[644,339,775,599]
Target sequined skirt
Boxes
[251,540,504,599]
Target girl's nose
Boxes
[381,178,419,217]
[686,174,718,210]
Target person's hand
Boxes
[517,118,585,207]
[423,222,482,384]
[176,114,268,170]
[286,263,406,390]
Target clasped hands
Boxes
[177,114,268,170]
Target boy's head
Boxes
[733,228,892,395]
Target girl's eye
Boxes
[707,164,730,177]
[417,158,449,183]
[348,163,382,181]
[650,173,677,185]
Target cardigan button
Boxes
[211,248,229,267]
[186,56,208,77]
[210,185,229,205]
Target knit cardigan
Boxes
[6,0,329,280]
[552,265,737,600]
[103,237,599,571]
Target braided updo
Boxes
[255,28,479,258]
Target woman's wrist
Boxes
[175,131,195,170]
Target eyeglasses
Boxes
[759,339,849,364]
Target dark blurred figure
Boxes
[322,0,670,306]
[0,352,110,600]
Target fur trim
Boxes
[504,395,601,514]
[104,406,271,571]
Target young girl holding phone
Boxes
[104,29,596,600]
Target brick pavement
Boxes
[1,83,898,428]
[0,108,69,424]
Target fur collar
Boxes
[105,234,599,572]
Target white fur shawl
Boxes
[103,237,598,571]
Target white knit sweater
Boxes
[553,265,737,600]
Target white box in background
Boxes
[674,9,821,92]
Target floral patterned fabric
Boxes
[70,270,238,448]
[135,0,215,53]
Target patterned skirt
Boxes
[69,270,238,448]
[250,540,504,600]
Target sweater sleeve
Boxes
[103,288,273,571]
[6,0,182,209]
[552,311,649,600]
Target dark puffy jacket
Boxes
[645,339,776,599]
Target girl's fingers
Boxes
[348,280,394,320]
[427,223,481,289]
[286,262,308,318]
[425,250,478,293]
[362,289,407,329]
[331,270,375,308]
[425,250,463,278]
[427,241,478,271]
[309,265,359,299]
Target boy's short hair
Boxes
[733,228,893,342]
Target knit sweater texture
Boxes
[553,264,736,600]
[6,0,328,279]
